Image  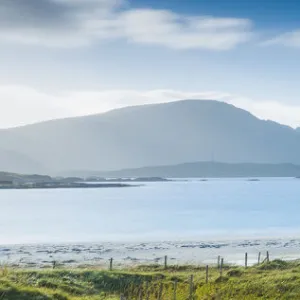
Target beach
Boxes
[2,238,300,269]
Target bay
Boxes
[1,178,300,245]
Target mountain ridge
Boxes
[0,99,296,131]
[0,148,46,174]
[0,99,299,173]
[60,161,300,178]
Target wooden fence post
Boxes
[245,252,248,269]
[145,281,149,300]
[173,280,177,300]
[217,256,221,269]
[206,265,209,284]
[189,275,194,300]
[158,282,163,300]
[220,258,224,277]
[258,252,261,265]
[164,255,168,270]
[109,258,113,271]
[138,287,143,300]
[266,251,270,263]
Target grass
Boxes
[1,260,300,299]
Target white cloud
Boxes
[231,97,300,128]
[0,86,70,127]
[0,85,300,129]
[116,10,252,50]
[0,0,253,50]
[263,30,300,48]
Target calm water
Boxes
[1,178,300,245]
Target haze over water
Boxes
[1,178,300,245]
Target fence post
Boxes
[189,275,194,300]
[164,255,168,270]
[258,252,261,265]
[158,282,163,300]
[220,258,224,277]
[138,287,143,300]
[217,256,221,269]
[266,251,270,263]
[109,258,113,271]
[245,252,248,269]
[120,294,125,300]
[145,281,149,300]
[206,265,209,284]
[173,280,177,300]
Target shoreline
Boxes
[0,183,138,189]
[2,238,300,269]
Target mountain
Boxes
[0,148,46,174]
[0,171,52,183]
[74,161,300,178]
[0,99,300,173]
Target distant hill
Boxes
[0,100,300,173]
[0,148,46,174]
[0,171,52,183]
[62,162,300,178]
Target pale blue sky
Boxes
[1,0,300,128]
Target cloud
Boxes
[263,30,300,48]
[231,97,300,128]
[0,85,299,129]
[0,0,123,47]
[0,85,70,127]
[116,10,252,50]
[0,0,253,50]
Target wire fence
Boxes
[104,251,272,299]
[0,250,289,299]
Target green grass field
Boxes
[0,260,300,299]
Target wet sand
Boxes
[1,238,300,269]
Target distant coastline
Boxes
[0,172,167,189]
[2,161,300,189]
[0,182,136,190]
[60,161,300,179]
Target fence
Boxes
[99,251,272,300]
[1,249,290,300]
[106,251,271,273]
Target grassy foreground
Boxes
[0,260,300,299]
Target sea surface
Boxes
[1,178,300,267]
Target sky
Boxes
[1,0,300,128]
